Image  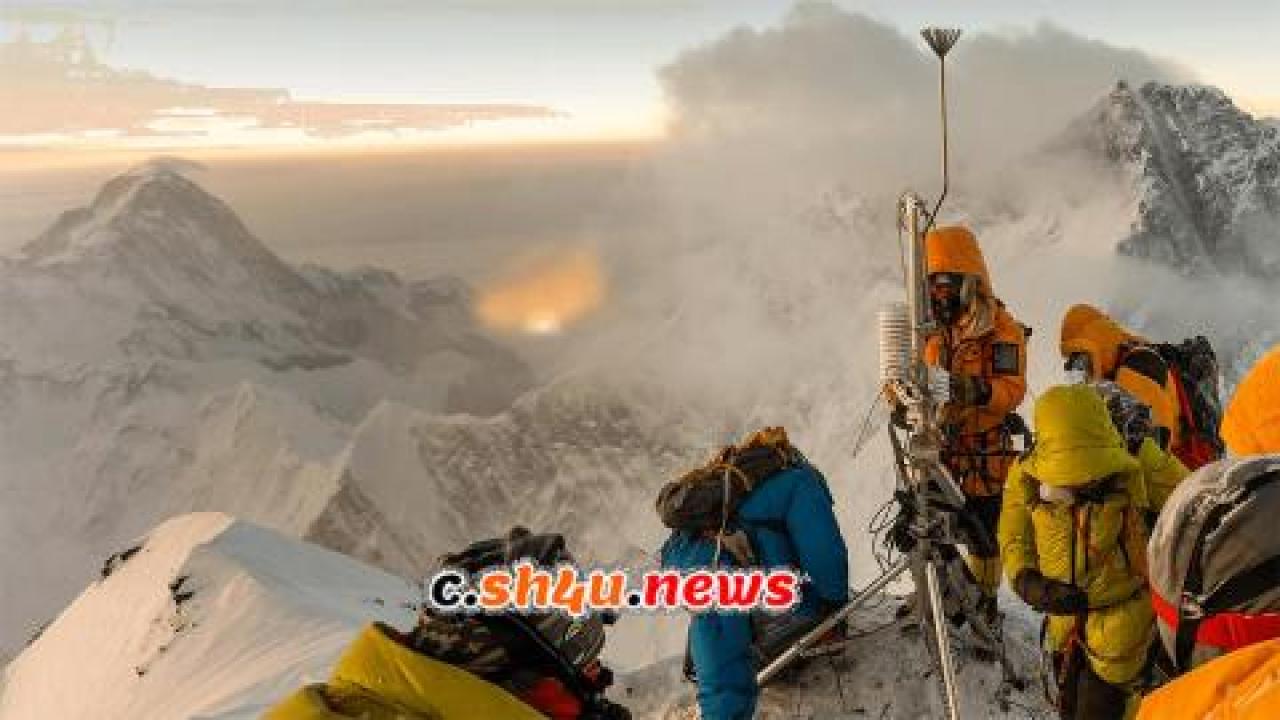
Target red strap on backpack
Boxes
[1152,588,1280,652]
[1174,436,1219,471]
[1167,372,1218,470]
[517,676,584,720]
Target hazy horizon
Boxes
[2,0,1277,153]
[0,142,659,290]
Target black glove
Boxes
[1014,569,1088,615]
[890,403,909,429]
[889,490,918,553]
[949,373,992,407]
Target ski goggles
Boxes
[927,272,966,297]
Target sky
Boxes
[0,0,1276,148]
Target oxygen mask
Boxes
[928,272,968,325]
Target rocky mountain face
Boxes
[302,378,703,582]
[1063,81,1280,276]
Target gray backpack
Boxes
[1147,455,1280,672]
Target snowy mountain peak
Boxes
[96,159,210,216]
[1065,81,1280,275]
[20,158,307,301]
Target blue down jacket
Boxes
[659,462,849,720]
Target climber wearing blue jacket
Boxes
[660,460,850,720]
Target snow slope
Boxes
[635,605,1051,720]
[0,513,418,720]
[0,513,1049,720]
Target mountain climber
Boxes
[911,225,1029,620]
[1137,344,1280,720]
[999,384,1155,719]
[1090,380,1190,520]
[1060,304,1223,469]
[658,427,849,720]
[265,527,631,720]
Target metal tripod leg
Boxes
[756,555,911,687]
[924,558,961,720]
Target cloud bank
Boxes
[658,2,1192,191]
[0,29,555,145]
[553,2,1201,449]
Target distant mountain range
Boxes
[0,161,535,657]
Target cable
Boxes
[850,393,885,459]
[866,494,900,574]
[897,213,910,289]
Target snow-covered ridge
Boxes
[0,513,1049,720]
[0,160,717,671]
[0,513,418,720]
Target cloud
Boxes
[552,2,1199,428]
[0,0,698,21]
[658,2,1192,189]
[0,29,555,144]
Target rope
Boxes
[711,463,735,569]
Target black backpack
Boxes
[412,528,630,719]
[655,427,802,540]
[1153,336,1226,466]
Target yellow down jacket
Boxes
[999,385,1155,685]
[1136,435,1189,512]
[264,623,546,720]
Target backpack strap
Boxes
[715,529,758,567]
[1201,554,1280,614]
[1119,346,1170,386]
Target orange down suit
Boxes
[924,226,1029,498]
[923,226,1028,596]
[1060,304,1181,449]
[1137,637,1280,720]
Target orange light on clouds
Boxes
[476,249,605,335]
